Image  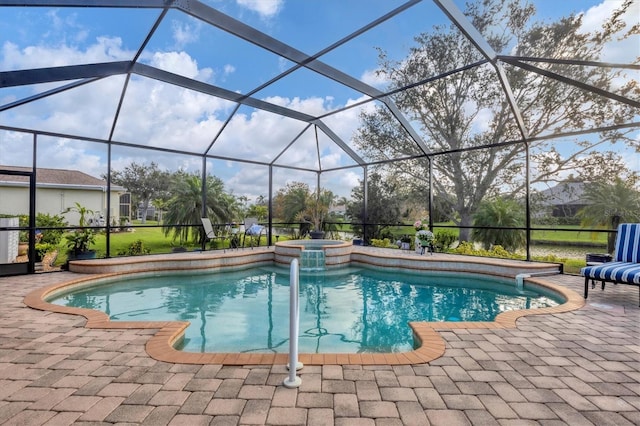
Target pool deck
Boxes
[1,248,639,425]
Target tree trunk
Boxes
[141,199,149,224]
[458,213,473,243]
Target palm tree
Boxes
[577,178,640,253]
[163,172,234,245]
[471,197,525,252]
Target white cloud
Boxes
[0,7,405,200]
[223,64,236,77]
[579,0,640,63]
[236,0,283,19]
[361,68,389,88]
[1,36,132,70]
[150,51,214,82]
[171,19,201,49]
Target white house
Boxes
[0,166,127,226]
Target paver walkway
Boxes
[1,267,639,425]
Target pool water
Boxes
[50,266,561,353]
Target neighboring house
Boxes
[0,165,127,226]
[329,203,346,217]
[136,201,156,221]
[532,181,587,218]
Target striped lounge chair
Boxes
[581,223,640,306]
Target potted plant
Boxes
[414,219,436,255]
[65,229,96,259]
[63,203,97,260]
[297,188,334,239]
[399,235,412,250]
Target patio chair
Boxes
[581,223,640,306]
[201,217,225,252]
[242,217,264,248]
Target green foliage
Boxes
[559,258,586,275]
[451,241,524,260]
[116,239,150,256]
[34,213,67,245]
[163,172,234,245]
[35,242,57,259]
[17,213,67,244]
[531,253,568,263]
[272,182,335,235]
[433,230,457,251]
[577,177,640,252]
[64,229,96,255]
[353,0,638,243]
[246,204,268,221]
[296,187,335,232]
[370,238,395,248]
[110,162,171,224]
[347,172,404,244]
[63,203,96,255]
[471,197,525,252]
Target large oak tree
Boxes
[354,0,639,241]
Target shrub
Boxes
[18,213,67,244]
[472,197,525,251]
[370,238,395,248]
[434,230,457,252]
[117,239,151,256]
[451,241,524,260]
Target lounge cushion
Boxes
[614,223,640,263]
[246,224,264,235]
[581,261,640,285]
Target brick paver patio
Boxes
[1,262,638,425]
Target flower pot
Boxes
[69,250,97,261]
[309,230,325,239]
[18,243,28,256]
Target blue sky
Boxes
[0,0,638,200]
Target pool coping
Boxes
[23,247,585,365]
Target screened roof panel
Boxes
[272,126,320,170]
[112,74,236,152]
[141,8,290,94]
[0,79,85,121]
[207,104,309,163]
[0,76,125,140]
[502,63,639,139]
[513,61,640,104]
[252,66,370,113]
[221,0,411,55]
[316,130,360,170]
[317,1,452,84]
[0,0,637,184]
[35,135,107,175]
[0,129,33,167]
[328,97,426,162]
[0,6,157,70]
[388,63,523,151]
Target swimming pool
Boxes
[49,265,562,354]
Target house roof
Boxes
[534,181,587,206]
[0,165,123,190]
